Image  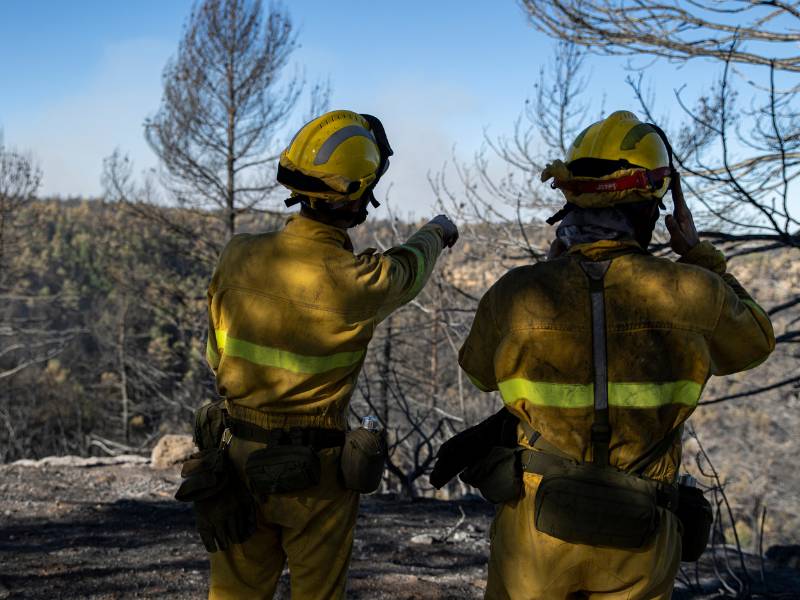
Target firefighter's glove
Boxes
[175,449,258,553]
[429,408,519,488]
[430,215,459,248]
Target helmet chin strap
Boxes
[351,202,370,227]
[294,194,374,229]
[348,190,383,227]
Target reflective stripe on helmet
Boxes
[214,329,365,374]
[313,125,377,166]
[620,123,661,151]
[277,110,385,203]
[497,378,702,409]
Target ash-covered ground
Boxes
[1,459,798,599]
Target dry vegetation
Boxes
[1,1,799,597]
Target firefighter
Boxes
[180,109,458,600]
[434,110,774,599]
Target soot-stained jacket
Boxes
[206,214,446,431]
[459,240,775,483]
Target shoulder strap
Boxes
[578,259,612,467]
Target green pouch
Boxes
[676,484,713,561]
[459,446,522,504]
[534,463,660,549]
[340,428,387,493]
[175,448,229,502]
[245,445,321,496]
[194,400,227,451]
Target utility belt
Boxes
[236,421,342,499]
[460,441,678,548]
[228,418,345,450]
[176,401,386,552]
[523,448,679,550]
[228,417,385,498]
[460,435,709,557]
[522,449,679,510]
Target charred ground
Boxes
[1,460,799,599]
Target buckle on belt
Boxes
[219,427,233,450]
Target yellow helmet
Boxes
[542,110,674,222]
[277,110,393,207]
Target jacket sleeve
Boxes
[458,288,500,392]
[374,223,445,321]
[679,241,776,375]
[205,274,221,374]
[204,239,235,375]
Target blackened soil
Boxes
[0,463,494,599]
[1,463,798,599]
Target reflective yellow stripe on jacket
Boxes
[213,329,365,374]
[459,240,775,483]
[206,214,445,429]
[497,379,703,409]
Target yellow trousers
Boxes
[209,442,359,600]
[486,473,681,600]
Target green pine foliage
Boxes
[1,198,215,459]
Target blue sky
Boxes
[0,0,718,216]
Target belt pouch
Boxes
[534,463,660,549]
[245,445,321,496]
[676,484,713,561]
[340,428,387,493]
[459,446,522,504]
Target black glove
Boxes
[193,476,258,552]
[176,449,258,552]
[429,408,519,489]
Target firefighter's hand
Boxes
[665,172,699,256]
[430,215,459,248]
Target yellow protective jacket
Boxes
[459,240,775,483]
[206,214,446,430]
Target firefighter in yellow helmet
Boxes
[431,110,774,599]
[178,110,458,600]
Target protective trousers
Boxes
[209,440,358,600]
[485,472,681,600]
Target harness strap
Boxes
[579,259,612,467]
[520,258,679,478]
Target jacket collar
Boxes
[566,239,646,261]
[283,214,354,251]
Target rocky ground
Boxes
[1,458,798,599]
